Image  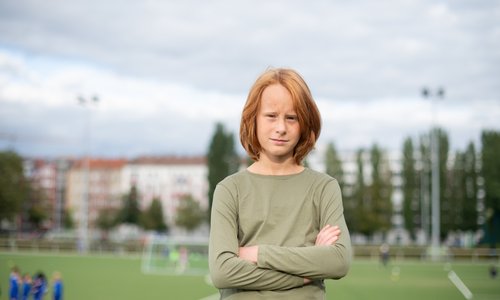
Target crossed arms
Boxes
[209,181,352,291]
[238,224,342,284]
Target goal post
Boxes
[141,234,209,275]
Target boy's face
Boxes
[256,83,300,163]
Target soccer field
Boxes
[1,252,499,300]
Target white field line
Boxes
[448,270,473,300]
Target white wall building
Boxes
[121,156,208,230]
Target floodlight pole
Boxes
[420,136,430,241]
[78,94,99,253]
[421,87,444,258]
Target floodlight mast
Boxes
[421,87,445,259]
[78,94,99,253]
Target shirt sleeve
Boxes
[209,183,305,291]
[256,179,352,279]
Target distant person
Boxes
[380,243,390,267]
[21,273,32,300]
[209,68,351,299]
[9,266,21,300]
[32,272,47,300]
[489,264,497,279]
[176,246,189,273]
[52,272,63,300]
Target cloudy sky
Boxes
[0,0,499,160]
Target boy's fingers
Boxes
[316,225,342,245]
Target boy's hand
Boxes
[315,224,341,246]
[238,245,259,263]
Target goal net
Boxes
[141,234,209,275]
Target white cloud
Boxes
[1,0,499,158]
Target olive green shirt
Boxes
[209,168,352,299]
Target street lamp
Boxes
[78,94,99,253]
[421,86,445,259]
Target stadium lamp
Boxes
[77,94,99,253]
[420,86,445,259]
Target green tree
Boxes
[368,144,393,235]
[419,128,450,239]
[96,207,118,240]
[142,198,167,233]
[324,142,353,230]
[351,148,368,235]
[0,151,28,223]
[175,194,206,232]
[27,205,47,231]
[118,185,141,225]
[435,128,451,238]
[401,137,420,239]
[481,130,500,247]
[462,142,479,231]
[63,208,75,229]
[450,150,466,231]
[449,142,479,232]
[325,142,345,188]
[418,133,432,238]
[207,123,239,221]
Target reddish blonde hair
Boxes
[239,68,321,164]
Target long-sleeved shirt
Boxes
[9,274,19,299]
[209,168,352,299]
[53,280,63,300]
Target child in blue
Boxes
[21,273,32,300]
[9,266,21,300]
[32,272,47,300]
[52,272,63,300]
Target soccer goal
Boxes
[141,234,209,275]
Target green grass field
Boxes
[1,252,499,300]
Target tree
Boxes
[207,123,239,221]
[462,142,479,231]
[175,194,206,232]
[449,150,466,231]
[418,133,432,239]
[324,142,354,230]
[401,137,420,239]
[23,181,54,231]
[96,207,118,240]
[481,130,500,247]
[325,142,345,188]
[435,128,451,238]
[63,208,75,229]
[418,128,451,239]
[449,142,479,232]
[0,151,29,223]
[351,148,368,235]
[118,185,141,225]
[141,198,167,233]
[368,144,393,235]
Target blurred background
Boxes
[1,0,499,299]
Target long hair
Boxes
[239,68,321,164]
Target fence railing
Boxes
[1,238,498,261]
[352,245,498,261]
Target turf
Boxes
[1,252,498,300]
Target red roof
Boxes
[73,158,127,169]
[130,156,206,165]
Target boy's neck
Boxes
[248,159,304,176]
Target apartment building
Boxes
[66,158,127,229]
[122,156,208,227]
[61,155,208,234]
[23,158,73,230]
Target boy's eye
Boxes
[286,115,298,121]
